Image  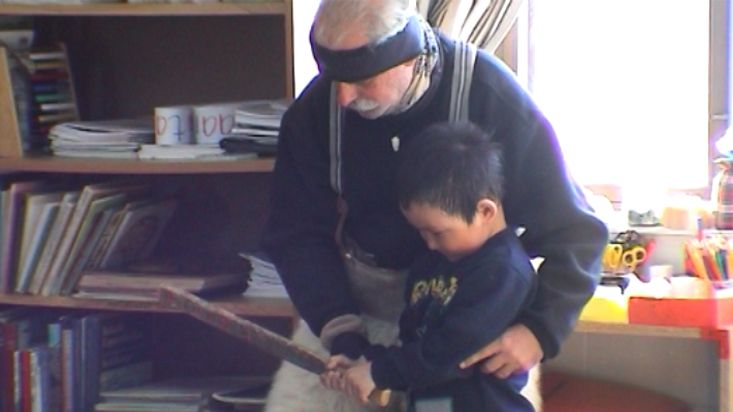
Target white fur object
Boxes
[264,318,542,412]
[265,316,405,412]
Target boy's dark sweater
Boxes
[369,228,536,411]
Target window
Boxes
[520,0,718,193]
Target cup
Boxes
[154,105,194,145]
[193,103,238,145]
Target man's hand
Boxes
[460,324,543,378]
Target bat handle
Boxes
[369,388,391,407]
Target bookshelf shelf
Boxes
[0,2,287,16]
[0,155,275,174]
[0,292,296,317]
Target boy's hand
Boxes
[459,324,542,378]
[321,356,390,406]
[341,361,376,404]
[320,354,356,391]
[326,354,358,370]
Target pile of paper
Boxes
[137,144,259,160]
[238,252,288,298]
[49,118,154,158]
[220,99,289,156]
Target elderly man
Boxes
[261,0,607,411]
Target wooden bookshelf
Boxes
[0,4,293,295]
[0,1,296,404]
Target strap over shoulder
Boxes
[449,40,477,123]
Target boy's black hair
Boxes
[396,121,504,224]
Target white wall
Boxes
[292,1,320,97]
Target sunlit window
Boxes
[522,0,710,191]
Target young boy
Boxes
[321,122,538,411]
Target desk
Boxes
[547,321,732,412]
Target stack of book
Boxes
[238,252,287,298]
[0,177,179,296]
[48,118,154,159]
[219,99,289,156]
[74,270,246,301]
[95,376,269,412]
[0,309,152,412]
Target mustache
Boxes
[348,99,380,112]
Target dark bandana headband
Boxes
[310,15,426,83]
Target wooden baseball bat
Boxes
[159,286,391,407]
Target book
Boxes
[59,193,130,295]
[64,207,120,292]
[39,101,76,112]
[99,375,266,404]
[13,349,25,412]
[14,192,63,294]
[76,270,246,300]
[28,345,52,412]
[98,315,152,394]
[93,400,200,412]
[26,50,66,61]
[86,197,153,271]
[22,59,67,73]
[49,118,154,142]
[1,311,53,412]
[98,198,178,270]
[0,308,35,412]
[100,361,153,393]
[41,182,146,296]
[46,319,65,412]
[37,110,77,124]
[28,191,80,296]
[79,312,137,412]
[0,179,50,293]
[239,252,287,298]
[59,314,81,412]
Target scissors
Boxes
[603,243,647,273]
[620,246,647,272]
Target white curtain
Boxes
[417,0,524,53]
